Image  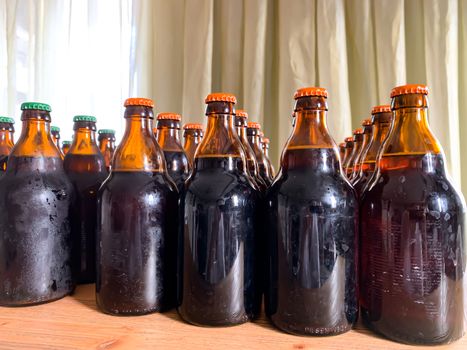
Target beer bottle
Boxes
[183,123,204,166]
[353,106,393,195]
[338,142,346,162]
[342,137,354,171]
[98,129,116,172]
[265,87,358,335]
[350,119,373,182]
[0,102,73,305]
[97,98,178,315]
[261,137,275,179]
[64,115,108,284]
[51,126,64,160]
[360,85,466,344]
[178,93,261,326]
[247,122,273,186]
[345,129,363,178]
[155,113,190,192]
[0,116,15,174]
[62,141,71,155]
[235,110,267,191]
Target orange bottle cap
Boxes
[353,128,364,135]
[345,137,354,143]
[262,137,270,144]
[205,93,237,104]
[294,87,328,100]
[390,84,428,98]
[247,122,261,129]
[339,142,346,148]
[124,97,154,108]
[371,105,391,114]
[236,109,248,118]
[362,119,373,126]
[157,112,181,121]
[183,123,203,130]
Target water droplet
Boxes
[399,176,406,183]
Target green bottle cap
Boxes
[62,141,72,145]
[0,116,15,124]
[73,115,97,123]
[51,126,60,132]
[21,102,52,112]
[98,129,115,134]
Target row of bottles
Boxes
[0,85,465,346]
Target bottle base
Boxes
[177,308,251,327]
[270,318,353,337]
[0,291,72,307]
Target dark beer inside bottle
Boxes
[360,91,466,344]
[178,98,261,326]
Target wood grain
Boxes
[0,284,465,350]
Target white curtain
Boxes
[1,0,466,194]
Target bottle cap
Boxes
[62,141,72,145]
[183,123,203,130]
[339,142,346,148]
[262,137,270,144]
[390,84,428,98]
[345,137,354,143]
[247,122,261,129]
[73,115,97,123]
[236,110,248,118]
[205,93,237,104]
[124,97,154,108]
[362,119,373,127]
[0,116,15,124]
[371,105,391,114]
[98,129,115,134]
[157,112,182,121]
[294,87,328,99]
[51,126,60,132]
[21,102,51,112]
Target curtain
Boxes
[1,0,466,194]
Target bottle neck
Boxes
[156,123,183,152]
[0,130,14,147]
[364,120,391,163]
[99,136,116,152]
[263,145,269,157]
[69,127,99,155]
[113,107,166,172]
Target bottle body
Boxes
[98,130,116,172]
[360,86,466,344]
[183,124,203,167]
[265,89,358,336]
[0,104,74,305]
[96,100,178,315]
[64,117,108,284]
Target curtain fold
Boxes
[1,0,466,193]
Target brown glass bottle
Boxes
[0,117,15,174]
[51,126,65,160]
[353,106,393,195]
[97,98,178,315]
[98,129,116,172]
[178,93,261,326]
[265,87,358,336]
[64,116,108,284]
[183,123,204,166]
[62,141,71,155]
[360,85,466,344]
[247,122,273,186]
[345,129,363,178]
[155,113,190,192]
[338,142,346,163]
[0,102,74,305]
[235,110,267,191]
[350,119,373,183]
[261,137,276,180]
[342,137,354,172]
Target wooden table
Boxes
[0,284,465,349]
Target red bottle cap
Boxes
[124,98,154,108]
[390,84,428,98]
[247,122,261,129]
[236,110,248,118]
[205,93,237,104]
[294,87,328,99]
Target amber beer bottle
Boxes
[155,113,190,192]
[0,117,15,174]
[353,106,393,195]
[247,122,273,186]
[235,110,267,191]
[62,141,71,155]
[64,116,108,284]
[183,123,204,166]
[178,93,261,326]
[360,85,466,344]
[97,98,178,315]
[265,87,358,335]
[0,102,73,305]
[345,128,363,178]
[261,137,275,179]
[51,126,64,159]
[350,119,372,182]
[338,142,346,162]
[98,129,116,171]
[342,136,354,172]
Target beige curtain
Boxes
[1,0,466,193]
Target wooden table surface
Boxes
[0,284,465,350]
